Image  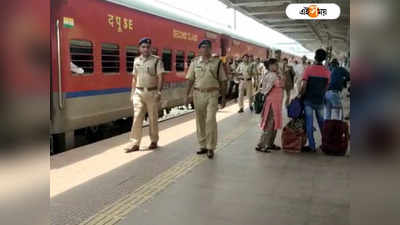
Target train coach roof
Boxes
[105,0,271,50]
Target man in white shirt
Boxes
[293,56,307,95]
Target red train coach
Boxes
[50,0,272,150]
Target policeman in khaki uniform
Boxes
[126,37,165,153]
[185,39,227,159]
[235,54,255,113]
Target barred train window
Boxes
[126,46,139,73]
[162,49,172,71]
[176,50,185,72]
[187,51,195,67]
[102,43,120,74]
[70,40,94,74]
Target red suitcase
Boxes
[321,109,350,156]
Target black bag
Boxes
[253,92,265,114]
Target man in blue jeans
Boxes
[298,49,331,152]
[325,59,350,120]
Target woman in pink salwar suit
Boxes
[255,59,285,153]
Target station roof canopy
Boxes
[218,0,349,57]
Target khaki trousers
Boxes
[193,90,219,150]
[238,80,253,109]
[130,90,160,146]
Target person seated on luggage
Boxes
[255,58,286,153]
[325,58,350,120]
[298,49,331,152]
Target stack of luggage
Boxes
[282,98,307,152]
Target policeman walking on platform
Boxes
[126,37,165,153]
[235,54,255,113]
[185,39,227,159]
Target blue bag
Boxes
[287,98,304,119]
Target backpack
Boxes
[287,98,304,119]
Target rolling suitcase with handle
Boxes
[321,107,350,156]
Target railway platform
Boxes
[51,97,350,225]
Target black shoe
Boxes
[197,148,208,154]
[268,144,281,151]
[207,149,214,159]
[250,106,254,112]
[301,146,315,153]
[261,148,272,153]
[125,145,139,153]
[238,108,244,113]
[148,142,158,149]
[255,145,263,151]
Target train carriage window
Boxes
[162,49,172,72]
[126,46,139,73]
[187,51,195,67]
[102,43,120,74]
[70,40,94,74]
[176,50,185,72]
[152,48,158,56]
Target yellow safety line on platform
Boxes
[79,118,254,225]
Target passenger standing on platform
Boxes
[282,58,295,105]
[325,58,350,119]
[185,39,227,159]
[254,57,263,91]
[255,59,285,152]
[227,57,237,99]
[293,56,307,96]
[298,49,331,152]
[231,58,240,101]
[235,54,255,113]
[126,38,165,153]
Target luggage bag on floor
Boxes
[282,118,307,153]
[321,108,350,156]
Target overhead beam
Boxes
[269,23,308,28]
[296,38,317,42]
[232,1,292,7]
[248,11,285,16]
[276,28,311,33]
[307,21,323,44]
[260,18,292,23]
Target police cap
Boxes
[138,37,151,46]
[198,39,212,49]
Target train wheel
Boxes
[51,132,74,153]
[86,126,103,142]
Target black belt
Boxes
[136,87,157,91]
[240,78,252,81]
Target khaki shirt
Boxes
[236,62,254,79]
[186,56,227,89]
[257,62,264,75]
[278,62,285,74]
[132,55,164,88]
